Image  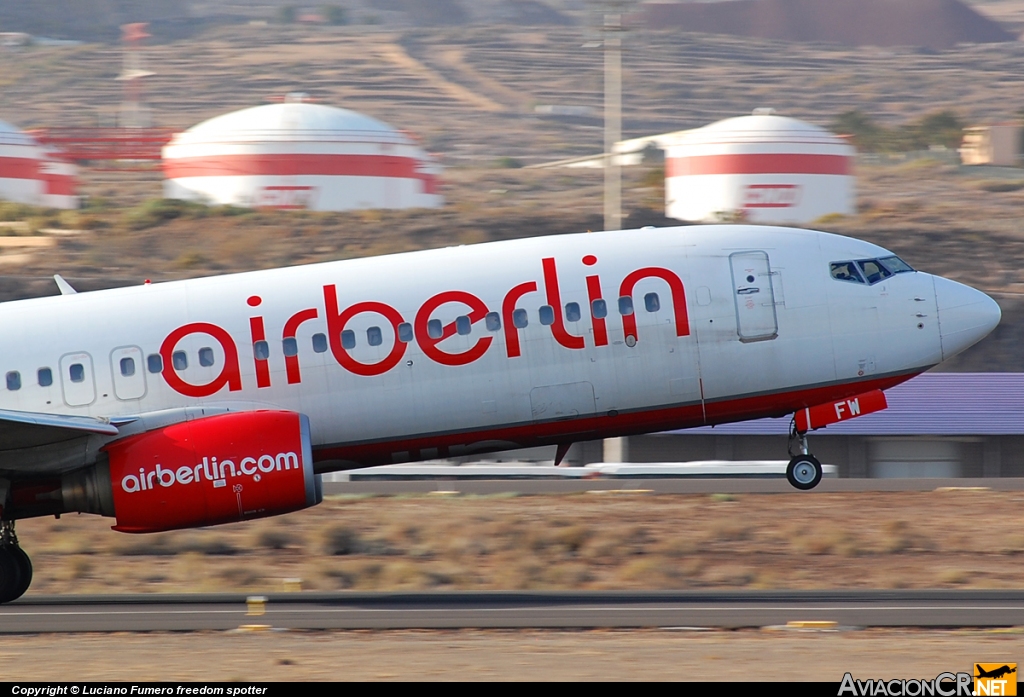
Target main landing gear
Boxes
[787,421,823,491]
[0,521,32,604]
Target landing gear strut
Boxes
[0,521,32,603]
[787,420,822,491]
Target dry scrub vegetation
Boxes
[16,490,1024,596]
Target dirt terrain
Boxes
[2,628,1020,681]
[15,490,1024,596]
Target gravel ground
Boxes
[1,628,1020,681]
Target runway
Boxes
[4,590,1024,632]
[323,477,1024,496]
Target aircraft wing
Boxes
[0,408,124,450]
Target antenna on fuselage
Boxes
[53,274,77,295]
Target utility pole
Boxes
[603,8,622,235]
[596,2,629,464]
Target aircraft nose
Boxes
[933,275,1001,361]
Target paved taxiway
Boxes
[4,591,1024,632]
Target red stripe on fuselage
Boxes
[312,371,921,468]
[666,153,851,177]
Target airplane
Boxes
[976,665,1017,680]
[0,223,1000,603]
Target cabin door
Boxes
[729,251,779,342]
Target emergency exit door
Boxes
[59,351,96,407]
[729,251,778,342]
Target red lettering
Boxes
[618,267,690,344]
[160,322,242,397]
[414,290,493,367]
[283,308,319,384]
[542,258,585,350]
[323,285,406,377]
[501,281,538,359]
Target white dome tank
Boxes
[162,98,442,211]
[0,119,78,210]
[664,111,854,224]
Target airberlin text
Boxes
[157,255,691,397]
[838,672,973,696]
[121,451,299,494]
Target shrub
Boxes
[256,528,298,550]
[124,198,208,231]
[323,525,362,555]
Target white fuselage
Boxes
[0,225,999,473]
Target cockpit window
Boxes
[857,259,893,284]
[830,261,865,284]
[831,256,914,286]
[879,256,914,274]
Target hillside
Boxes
[641,0,1016,50]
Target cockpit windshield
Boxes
[830,256,914,285]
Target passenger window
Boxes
[312,333,328,353]
[513,308,528,328]
[485,312,501,331]
[172,351,187,370]
[618,296,634,316]
[644,293,660,313]
[858,259,893,285]
[427,319,443,339]
[539,305,555,326]
[120,357,135,377]
[6,371,19,391]
[283,337,298,357]
[398,323,414,343]
[367,326,383,347]
[341,330,356,350]
[456,316,471,336]
[37,367,53,387]
[198,347,215,367]
[254,341,270,360]
[592,299,608,319]
[830,262,865,284]
[69,363,85,383]
[565,302,581,323]
[147,354,162,373]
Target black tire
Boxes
[787,455,823,491]
[0,547,23,604]
[9,546,31,601]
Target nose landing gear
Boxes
[0,521,32,603]
[787,420,823,491]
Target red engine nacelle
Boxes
[63,410,322,533]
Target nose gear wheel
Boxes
[787,418,822,490]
